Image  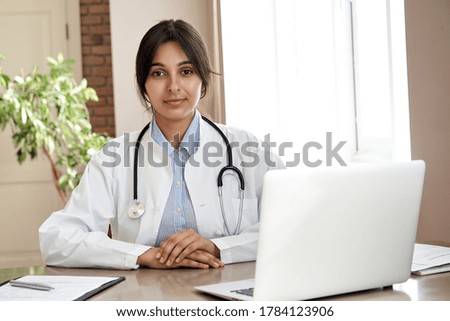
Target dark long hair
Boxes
[135,19,214,108]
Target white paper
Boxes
[0,275,121,301]
[411,243,450,272]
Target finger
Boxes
[173,240,203,264]
[160,230,200,265]
[187,250,224,268]
[174,237,216,264]
[165,233,201,266]
[158,230,193,263]
[177,258,209,269]
[166,230,202,265]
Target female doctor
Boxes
[39,19,284,270]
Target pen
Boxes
[9,280,55,291]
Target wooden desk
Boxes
[1,262,450,301]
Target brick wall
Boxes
[80,0,115,137]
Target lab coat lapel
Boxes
[134,123,173,245]
[185,120,225,237]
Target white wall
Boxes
[405,0,450,244]
[109,0,219,136]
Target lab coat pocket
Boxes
[231,197,258,232]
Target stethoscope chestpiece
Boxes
[128,200,145,219]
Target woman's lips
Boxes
[164,98,186,106]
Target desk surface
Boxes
[1,262,450,301]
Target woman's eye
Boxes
[181,69,193,76]
[151,70,165,77]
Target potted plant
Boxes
[0,53,109,203]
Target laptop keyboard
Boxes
[231,287,254,297]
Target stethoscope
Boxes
[128,115,245,236]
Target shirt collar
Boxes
[150,111,201,157]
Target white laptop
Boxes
[195,161,426,300]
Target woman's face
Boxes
[145,41,203,127]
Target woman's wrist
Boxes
[136,247,158,267]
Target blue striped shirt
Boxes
[151,113,200,246]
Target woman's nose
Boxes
[168,76,181,93]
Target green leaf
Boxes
[17,148,26,164]
[30,147,37,159]
[0,74,9,87]
[58,174,69,189]
[13,97,20,109]
[84,88,98,101]
[87,147,97,157]
[68,178,75,191]
[45,136,55,153]
[57,52,64,63]
[14,76,24,84]
[33,119,46,130]
[47,57,58,66]
[78,118,92,130]
[21,107,27,124]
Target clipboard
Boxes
[0,275,126,301]
[75,276,125,301]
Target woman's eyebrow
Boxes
[150,60,193,68]
[150,62,164,68]
[177,60,193,66]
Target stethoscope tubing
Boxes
[200,117,245,190]
[133,122,150,201]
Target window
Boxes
[351,0,411,161]
[220,0,410,165]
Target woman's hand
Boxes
[157,229,223,268]
[137,247,221,269]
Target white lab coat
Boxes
[39,119,284,269]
